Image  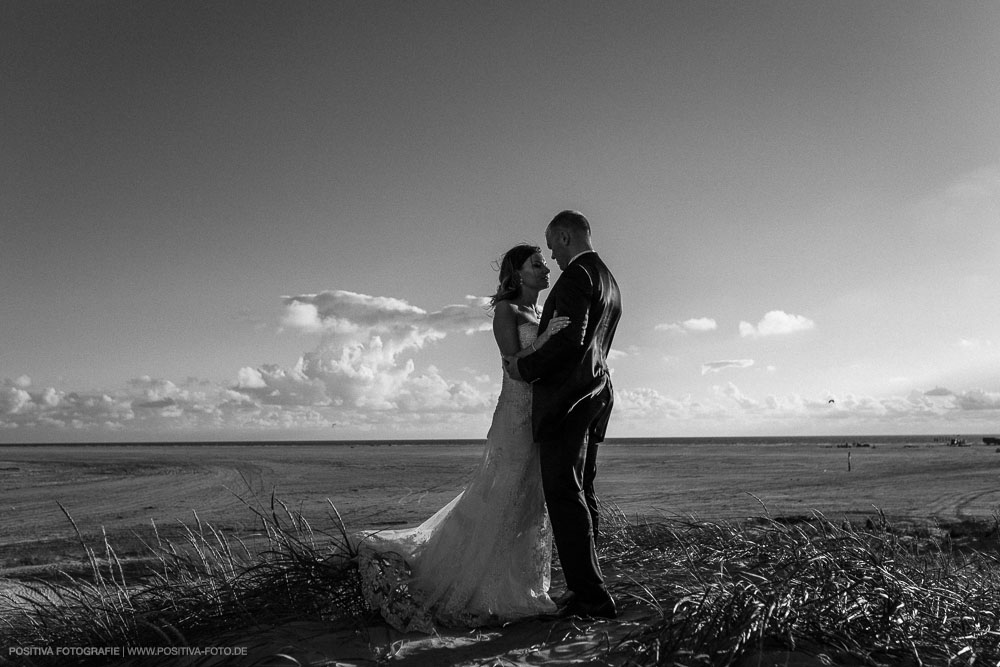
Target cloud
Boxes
[959,338,995,349]
[656,317,717,333]
[0,290,504,439]
[2,390,134,429]
[714,382,759,409]
[607,345,641,360]
[602,376,1000,437]
[6,273,998,440]
[235,367,268,390]
[701,359,754,375]
[954,389,1000,411]
[0,373,358,438]
[1,386,33,415]
[128,376,182,402]
[7,367,1000,440]
[280,291,491,337]
[739,311,815,337]
[235,362,331,407]
[683,317,717,331]
[615,388,688,419]
[234,290,495,414]
[135,398,177,409]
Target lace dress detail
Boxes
[357,323,555,632]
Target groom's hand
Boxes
[504,356,523,381]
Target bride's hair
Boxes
[489,243,541,308]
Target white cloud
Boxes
[683,317,717,331]
[606,345,639,362]
[0,290,502,439]
[234,362,332,407]
[656,317,717,333]
[38,387,62,407]
[739,310,815,337]
[7,269,1000,439]
[714,382,759,409]
[959,338,994,349]
[280,302,327,334]
[280,291,492,338]
[955,389,1000,411]
[701,359,755,374]
[0,373,316,437]
[235,367,268,390]
[601,374,1000,437]
[7,366,1000,440]
[615,388,687,419]
[233,291,495,414]
[1,386,33,415]
[128,376,181,402]
[392,366,492,413]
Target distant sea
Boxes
[5,433,996,447]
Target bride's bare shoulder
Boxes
[493,298,516,309]
[492,300,519,329]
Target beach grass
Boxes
[601,503,1000,665]
[3,498,1000,666]
[0,493,370,666]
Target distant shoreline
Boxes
[1,433,996,448]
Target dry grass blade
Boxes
[0,491,370,666]
[611,510,1000,666]
[5,497,1000,667]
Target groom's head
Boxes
[546,210,593,270]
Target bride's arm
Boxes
[493,302,523,358]
[532,314,569,352]
[494,303,569,359]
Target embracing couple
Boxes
[359,210,622,632]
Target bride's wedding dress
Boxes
[357,322,556,632]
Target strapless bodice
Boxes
[498,322,537,403]
[517,321,539,349]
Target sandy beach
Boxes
[3,438,999,558]
[4,438,1000,665]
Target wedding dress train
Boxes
[357,323,556,632]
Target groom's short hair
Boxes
[548,210,591,238]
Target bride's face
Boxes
[518,253,551,291]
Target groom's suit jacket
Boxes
[517,252,622,443]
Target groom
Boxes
[505,210,622,619]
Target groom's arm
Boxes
[517,265,591,383]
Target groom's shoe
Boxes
[562,595,618,620]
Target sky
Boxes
[2,1,999,442]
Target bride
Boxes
[357,243,568,632]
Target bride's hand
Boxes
[535,315,570,348]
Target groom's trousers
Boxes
[539,391,611,603]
